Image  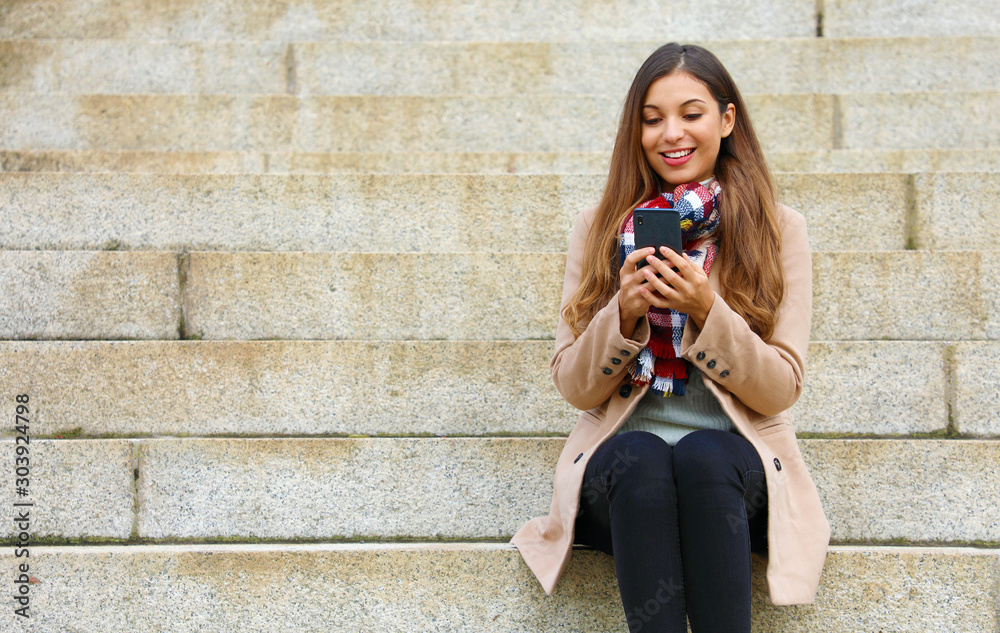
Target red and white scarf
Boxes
[619,180,721,396]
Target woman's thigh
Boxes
[672,429,768,553]
[574,428,768,553]
[574,430,675,554]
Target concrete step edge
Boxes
[4,437,996,542]
[2,249,1000,341]
[5,541,997,632]
[4,36,1000,97]
[5,88,1000,97]
[20,541,1000,556]
[4,148,1000,174]
[2,171,999,253]
[4,34,997,44]
[3,92,998,153]
[1,339,994,437]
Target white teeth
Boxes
[663,149,694,158]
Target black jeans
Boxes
[574,429,768,633]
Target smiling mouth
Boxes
[662,149,694,158]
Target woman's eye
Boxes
[643,118,662,125]
[683,113,703,121]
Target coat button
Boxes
[574,453,584,464]
[696,352,706,361]
[612,357,622,365]
[602,367,613,375]
[707,359,717,369]
[773,458,782,471]
[620,349,630,357]
[619,384,632,398]
[720,370,730,378]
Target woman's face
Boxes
[640,71,736,187]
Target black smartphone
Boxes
[633,208,682,269]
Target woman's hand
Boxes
[638,247,716,329]
[618,247,658,338]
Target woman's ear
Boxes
[721,103,736,138]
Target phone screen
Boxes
[633,208,682,269]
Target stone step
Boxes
[134,438,1000,544]
[825,0,1000,37]
[2,544,997,632]
[768,149,1000,175]
[0,39,289,95]
[0,438,133,540]
[811,250,1000,341]
[4,171,999,252]
[953,343,1000,437]
[3,92,999,153]
[2,437,997,543]
[4,37,999,96]
[0,149,273,173]
[0,0,815,41]
[6,148,1000,176]
[0,92,813,154]
[0,251,181,341]
[3,339,986,438]
[3,250,998,341]
[182,250,1000,341]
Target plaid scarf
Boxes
[619,180,721,396]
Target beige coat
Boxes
[512,203,829,606]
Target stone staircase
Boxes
[2,0,999,630]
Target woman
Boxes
[512,43,829,632]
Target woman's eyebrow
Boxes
[643,98,706,109]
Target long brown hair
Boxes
[563,43,785,341]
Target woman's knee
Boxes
[589,431,673,494]
[672,430,750,488]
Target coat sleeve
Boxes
[680,206,812,417]
[550,208,649,412]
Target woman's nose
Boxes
[662,117,684,143]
